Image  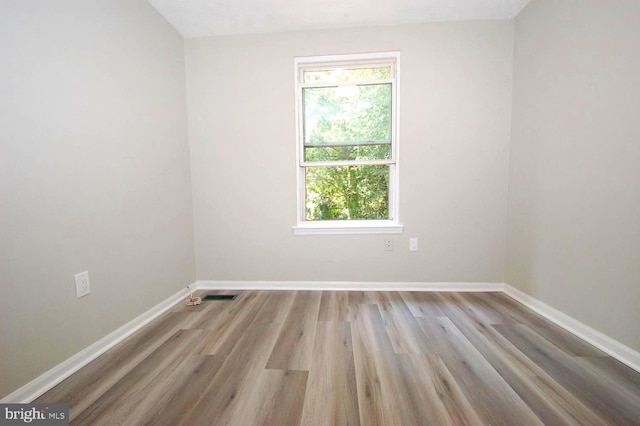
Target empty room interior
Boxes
[1,0,639,424]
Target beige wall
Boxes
[507,1,640,352]
[187,22,514,282]
[0,0,195,397]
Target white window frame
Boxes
[293,52,403,235]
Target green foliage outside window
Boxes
[305,165,389,220]
[302,68,393,221]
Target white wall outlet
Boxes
[409,237,419,251]
[384,237,394,251]
[75,271,91,298]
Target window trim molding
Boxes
[292,221,404,236]
[293,51,402,235]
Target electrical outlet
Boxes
[409,237,419,252]
[384,237,394,251]
[75,271,91,298]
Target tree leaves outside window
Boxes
[300,65,395,221]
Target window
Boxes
[293,52,402,235]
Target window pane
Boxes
[303,66,390,84]
[304,143,390,162]
[305,165,389,220]
[303,84,391,156]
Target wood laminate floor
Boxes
[37,290,640,425]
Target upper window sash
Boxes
[299,59,397,166]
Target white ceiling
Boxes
[148,0,531,38]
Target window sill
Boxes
[292,221,404,236]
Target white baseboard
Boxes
[5,281,638,402]
[195,280,505,292]
[504,284,640,373]
[1,287,191,403]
